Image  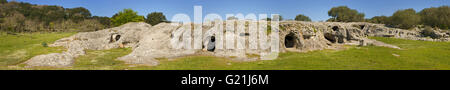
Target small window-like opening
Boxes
[115,35,121,41]
[207,36,216,52]
[285,33,297,48]
[332,26,339,31]
[110,34,121,43]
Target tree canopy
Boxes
[227,16,238,20]
[327,6,365,22]
[111,9,145,26]
[0,0,7,4]
[387,9,421,29]
[294,14,311,21]
[66,7,92,22]
[419,6,450,29]
[145,12,167,25]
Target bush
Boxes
[387,9,421,29]
[145,12,167,25]
[327,6,365,22]
[111,9,145,26]
[294,14,311,21]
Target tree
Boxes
[368,16,388,24]
[327,6,365,22]
[419,6,450,29]
[262,15,282,21]
[295,14,311,21]
[111,9,145,26]
[145,12,167,25]
[388,9,421,29]
[0,1,109,32]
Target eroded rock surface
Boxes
[24,21,450,67]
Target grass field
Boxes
[0,32,449,70]
[0,32,76,67]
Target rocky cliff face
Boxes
[24,21,450,67]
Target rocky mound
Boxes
[24,21,450,67]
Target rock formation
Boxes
[24,21,450,67]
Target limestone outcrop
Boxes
[24,21,450,67]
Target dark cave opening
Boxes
[207,36,216,52]
[285,33,297,48]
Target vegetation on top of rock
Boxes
[294,14,311,21]
[421,26,439,39]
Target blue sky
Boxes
[10,0,449,21]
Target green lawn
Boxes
[0,32,76,67]
[1,32,449,70]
